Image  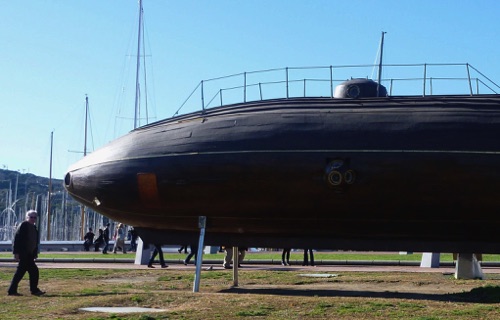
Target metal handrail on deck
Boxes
[173,63,499,117]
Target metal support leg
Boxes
[193,216,206,293]
[232,246,239,287]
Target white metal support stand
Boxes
[420,252,440,268]
[193,216,206,292]
[134,237,152,265]
[455,253,484,279]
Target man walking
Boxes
[102,223,110,254]
[8,210,45,296]
[147,244,168,268]
[112,223,127,254]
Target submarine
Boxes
[64,64,500,253]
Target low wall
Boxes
[0,240,130,252]
[0,241,205,253]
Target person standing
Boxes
[238,247,247,267]
[281,248,291,266]
[93,228,104,252]
[83,228,95,251]
[303,248,315,266]
[113,223,127,254]
[222,246,246,269]
[183,243,199,266]
[102,223,110,254]
[7,210,45,296]
[222,246,233,269]
[128,227,138,252]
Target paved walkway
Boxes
[1,260,500,275]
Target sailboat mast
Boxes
[47,131,53,240]
[377,31,387,97]
[134,0,144,129]
[81,95,89,239]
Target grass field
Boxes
[1,252,500,319]
[1,267,500,319]
[2,251,500,263]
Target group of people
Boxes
[82,223,138,254]
[92,223,314,269]
[282,248,314,266]
[82,224,109,253]
[7,209,317,296]
[7,213,145,297]
[176,246,314,268]
[174,244,248,269]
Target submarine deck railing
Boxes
[173,63,500,117]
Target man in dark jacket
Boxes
[8,210,45,296]
[83,227,95,251]
[102,223,110,254]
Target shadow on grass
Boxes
[220,285,500,303]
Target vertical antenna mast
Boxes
[377,31,387,97]
[134,0,144,129]
[84,95,88,156]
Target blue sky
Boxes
[1,0,499,178]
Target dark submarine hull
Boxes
[64,94,500,252]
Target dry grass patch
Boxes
[0,267,499,319]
